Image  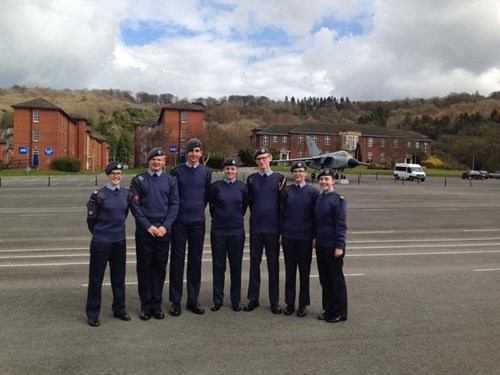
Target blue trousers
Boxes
[169,220,205,305]
[315,245,348,316]
[135,229,171,313]
[86,240,127,319]
[211,232,245,306]
[282,237,312,308]
[247,233,280,305]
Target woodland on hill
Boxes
[1,86,499,170]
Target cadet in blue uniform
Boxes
[314,168,348,323]
[130,148,179,321]
[85,162,131,327]
[208,157,249,312]
[280,161,319,317]
[169,138,212,316]
[244,147,287,314]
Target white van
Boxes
[394,163,426,181]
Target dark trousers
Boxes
[282,237,312,308]
[135,229,171,313]
[86,240,127,319]
[211,232,245,306]
[316,245,348,316]
[169,220,205,305]
[247,233,280,305]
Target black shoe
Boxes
[114,312,131,321]
[284,305,295,316]
[243,301,260,312]
[152,309,165,319]
[139,311,151,321]
[317,310,327,321]
[232,303,241,312]
[187,302,205,315]
[297,307,307,317]
[211,304,221,312]
[271,304,282,314]
[169,304,181,317]
[326,314,348,323]
[87,318,100,327]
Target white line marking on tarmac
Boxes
[473,268,500,272]
[464,229,499,232]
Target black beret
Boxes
[254,147,270,159]
[222,157,237,168]
[317,168,335,179]
[105,162,123,175]
[290,161,306,172]
[147,147,165,161]
[185,138,203,153]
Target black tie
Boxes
[263,174,267,178]
[114,188,119,192]
[153,173,158,179]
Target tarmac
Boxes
[0,173,499,374]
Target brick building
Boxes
[12,98,108,170]
[134,100,205,167]
[251,123,432,165]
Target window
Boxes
[33,129,40,141]
[272,136,278,143]
[346,135,356,150]
[181,111,187,123]
[415,142,420,149]
[407,141,412,148]
[180,129,187,141]
[263,135,269,146]
[380,138,386,148]
[33,110,39,122]
[282,136,287,144]
[380,153,385,163]
[368,138,373,147]
[367,152,373,162]
[424,142,428,152]
[311,135,317,143]
[298,150,304,157]
[298,135,304,144]
[324,136,330,146]
[393,138,398,147]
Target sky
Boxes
[1,0,499,101]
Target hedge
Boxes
[52,156,81,172]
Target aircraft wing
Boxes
[272,155,323,163]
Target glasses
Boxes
[256,156,269,161]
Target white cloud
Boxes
[1,0,498,101]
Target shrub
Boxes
[52,156,81,172]
[421,156,444,169]
[205,156,225,170]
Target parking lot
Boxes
[1,173,499,374]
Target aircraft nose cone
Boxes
[348,158,360,168]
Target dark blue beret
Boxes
[185,138,203,153]
[317,168,335,179]
[254,147,270,159]
[147,147,165,161]
[105,162,123,175]
[222,157,237,168]
[290,161,306,172]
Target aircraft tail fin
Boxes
[305,136,322,157]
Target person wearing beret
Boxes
[244,147,287,314]
[280,161,319,317]
[208,157,249,312]
[169,138,212,316]
[85,162,132,327]
[129,148,179,321]
[313,168,348,323]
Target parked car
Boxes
[461,170,484,180]
[479,170,489,179]
[489,171,500,179]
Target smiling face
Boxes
[187,147,203,165]
[107,170,123,187]
[292,167,307,184]
[148,155,165,172]
[255,153,272,172]
[223,165,237,180]
[319,175,335,191]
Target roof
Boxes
[162,100,205,112]
[12,98,62,110]
[258,122,432,141]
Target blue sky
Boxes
[1,0,498,101]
